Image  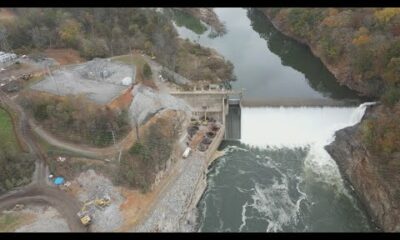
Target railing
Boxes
[170,89,242,95]
[204,126,225,165]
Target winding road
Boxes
[0,90,87,232]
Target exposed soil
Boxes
[43,49,84,66]
[0,9,16,22]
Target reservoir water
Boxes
[171,8,375,232]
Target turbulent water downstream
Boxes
[197,105,374,232]
[170,8,375,232]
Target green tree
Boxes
[381,87,400,107]
[143,63,152,79]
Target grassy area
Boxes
[0,212,35,232]
[0,108,19,152]
[112,54,146,70]
[112,53,149,84]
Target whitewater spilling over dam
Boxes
[241,103,375,148]
[197,103,375,232]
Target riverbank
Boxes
[259,8,400,231]
[326,104,400,232]
[174,8,227,36]
[133,125,225,232]
[259,8,390,97]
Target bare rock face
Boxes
[326,105,400,232]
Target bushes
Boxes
[287,8,323,37]
[118,115,179,192]
[20,92,131,147]
[381,87,400,107]
[143,63,152,79]
[169,9,207,35]
[352,47,373,73]
[0,149,34,194]
[80,38,109,59]
[361,105,400,156]
[320,36,342,62]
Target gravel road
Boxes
[15,205,70,232]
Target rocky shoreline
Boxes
[260,9,400,232]
[134,126,225,232]
[325,104,400,232]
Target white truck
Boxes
[182,147,191,159]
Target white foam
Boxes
[249,179,305,232]
[241,103,375,148]
[240,102,375,231]
[239,201,250,231]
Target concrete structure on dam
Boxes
[170,89,242,140]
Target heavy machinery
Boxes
[77,196,111,226]
[20,73,32,81]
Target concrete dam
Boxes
[170,90,242,141]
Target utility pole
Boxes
[118,149,122,164]
[110,129,116,146]
[129,44,135,84]
[110,128,119,163]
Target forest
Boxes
[263,8,400,157]
[0,8,235,84]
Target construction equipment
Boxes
[12,204,24,211]
[20,73,32,81]
[77,196,111,226]
[94,197,111,207]
[79,215,91,226]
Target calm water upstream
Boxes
[171,8,376,232]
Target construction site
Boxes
[0,48,242,232]
[30,58,136,105]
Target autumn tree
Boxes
[58,18,82,47]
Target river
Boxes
[171,8,376,232]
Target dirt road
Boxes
[0,90,87,232]
[30,120,136,160]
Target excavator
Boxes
[77,196,111,226]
